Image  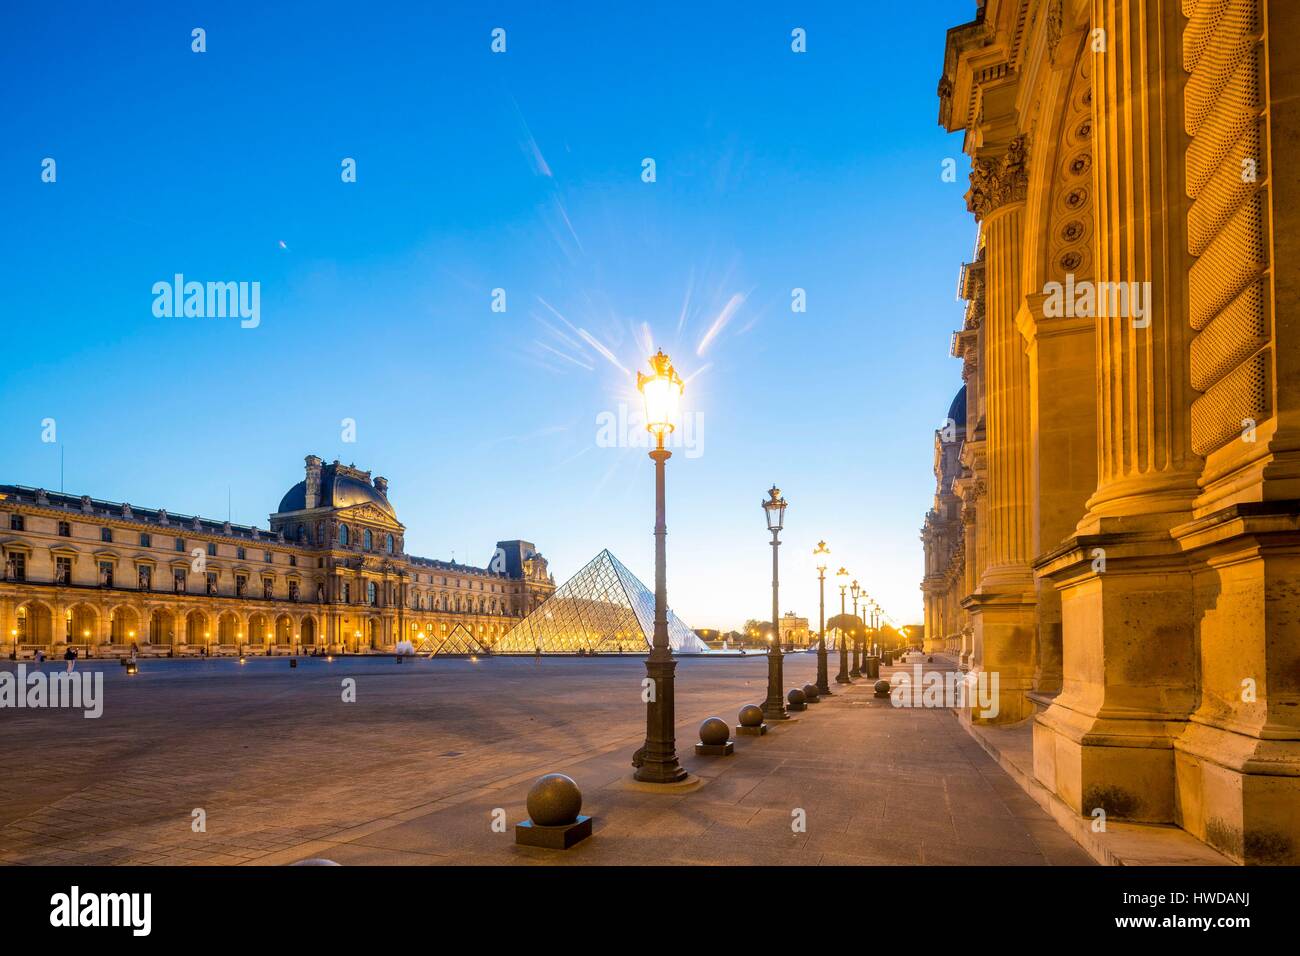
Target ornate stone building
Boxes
[923,0,1299,863]
[778,612,812,649]
[0,455,554,657]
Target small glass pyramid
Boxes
[494,549,707,654]
[419,622,484,656]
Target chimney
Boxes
[373,476,389,497]
[304,455,323,510]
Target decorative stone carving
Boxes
[122,502,133,519]
[158,509,168,525]
[80,495,93,513]
[1046,0,1064,61]
[965,135,1030,220]
[35,489,49,505]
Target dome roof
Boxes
[946,385,967,428]
[277,468,396,520]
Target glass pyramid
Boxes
[494,549,708,654]
[421,622,484,656]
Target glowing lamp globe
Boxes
[636,349,683,437]
[813,540,830,572]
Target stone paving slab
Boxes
[0,653,1094,865]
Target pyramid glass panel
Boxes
[495,549,708,654]
[424,622,483,656]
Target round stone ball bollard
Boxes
[700,717,729,746]
[695,716,735,756]
[787,687,807,712]
[517,773,592,849]
[802,683,820,703]
[736,703,768,737]
[526,773,582,827]
[873,679,891,699]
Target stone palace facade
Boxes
[921,0,1299,863]
[0,456,555,657]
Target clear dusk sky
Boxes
[0,1,976,631]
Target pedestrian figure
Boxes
[34,648,45,666]
[64,646,77,673]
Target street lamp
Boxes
[850,580,862,679]
[813,540,832,696]
[633,349,689,784]
[761,485,789,722]
[835,567,851,683]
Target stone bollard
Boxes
[873,679,891,699]
[735,703,768,737]
[802,683,820,703]
[515,773,593,849]
[787,688,807,712]
[695,717,735,756]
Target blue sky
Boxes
[0,1,976,631]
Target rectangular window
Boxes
[58,521,71,537]
[101,527,113,543]
[9,514,23,531]
[237,547,246,561]
[139,533,151,547]
[99,562,114,588]
[56,556,72,584]
[5,552,25,582]
[264,550,272,563]
[206,572,217,595]
[341,582,350,603]
[289,555,297,568]
[208,542,217,557]
[138,565,152,590]
[175,537,185,552]
[173,569,186,593]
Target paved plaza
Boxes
[0,653,1093,866]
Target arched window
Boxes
[386,534,394,554]
[364,529,373,550]
[339,525,349,546]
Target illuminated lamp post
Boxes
[849,580,862,679]
[761,486,789,722]
[632,350,689,784]
[835,567,851,683]
[813,540,832,696]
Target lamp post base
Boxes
[634,653,688,784]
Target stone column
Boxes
[1166,0,1300,863]
[962,135,1037,723]
[1034,0,1202,824]
[1019,292,1099,697]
